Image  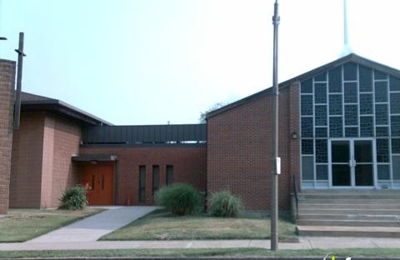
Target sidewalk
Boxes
[0,237,400,251]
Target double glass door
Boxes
[331,139,374,187]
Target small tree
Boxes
[59,185,88,210]
[199,102,226,123]
[155,183,202,216]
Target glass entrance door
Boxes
[354,140,374,186]
[331,139,374,187]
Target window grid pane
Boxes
[376,104,389,125]
[315,105,327,126]
[301,139,314,155]
[360,116,374,137]
[329,117,343,137]
[329,95,343,115]
[359,65,373,92]
[376,139,390,163]
[315,140,328,163]
[329,67,342,93]
[345,105,358,125]
[301,95,313,115]
[375,81,388,102]
[315,83,327,104]
[344,82,358,103]
[360,94,373,115]
[301,117,314,138]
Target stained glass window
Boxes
[315,72,327,82]
[345,127,358,137]
[360,116,374,137]
[315,127,328,137]
[329,95,343,115]
[301,117,313,138]
[315,83,327,104]
[392,139,400,154]
[376,139,390,163]
[375,82,388,102]
[315,139,328,163]
[360,94,373,114]
[301,95,313,115]
[390,76,400,91]
[344,82,358,103]
[375,104,388,125]
[329,67,342,93]
[359,65,373,92]
[301,79,313,94]
[345,105,358,125]
[301,139,314,154]
[315,105,327,126]
[329,117,343,137]
[344,62,357,80]
[391,116,400,136]
[376,126,389,137]
[374,70,388,80]
[390,93,400,114]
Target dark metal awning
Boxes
[71,154,118,162]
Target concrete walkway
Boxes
[27,206,159,243]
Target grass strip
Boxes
[102,209,297,241]
[1,248,400,259]
[0,208,103,242]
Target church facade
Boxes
[1,53,400,213]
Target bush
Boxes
[208,190,244,217]
[155,183,202,216]
[59,185,88,210]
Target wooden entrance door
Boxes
[82,164,114,205]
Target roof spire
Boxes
[340,0,353,56]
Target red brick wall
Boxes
[207,83,300,212]
[10,112,46,208]
[0,59,15,214]
[10,112,81,208]
[79,146,207,205]
[50,116,81,206]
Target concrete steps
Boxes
[295,190,400,237]
[297,225,400,238]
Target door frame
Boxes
[328,138,377,189]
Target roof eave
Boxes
[21,100,113,126]
[207,53,400,119]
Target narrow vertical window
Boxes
[166,165,173,186]
[139,165,146,202]
[152,165,160,195]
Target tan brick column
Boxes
[0,59,16,214]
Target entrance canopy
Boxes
[71,154,118,162]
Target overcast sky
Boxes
[1,0,400,125]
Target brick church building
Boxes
[1,53,400,214]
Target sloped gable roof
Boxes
[207,53,400,119]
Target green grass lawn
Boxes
[2,248,400,259]
[0,208,102,242]
[101,209,297,241]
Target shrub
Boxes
[208,190,244,217]
[155,183,202,216]
[59,185,88,210]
